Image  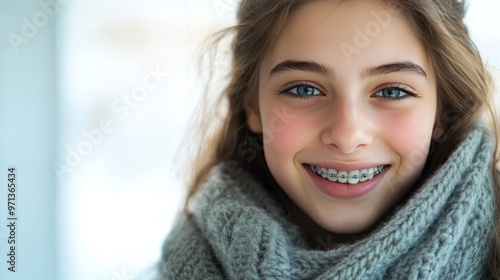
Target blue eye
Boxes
[284,84,322,98]
[374,88,410,100]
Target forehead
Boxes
[261,0,431,77]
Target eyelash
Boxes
[279,82,418,101]
[373,83,418,101]
[279,82,324,99]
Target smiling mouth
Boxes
[309,164,386,185]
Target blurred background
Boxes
[0,0,498,279]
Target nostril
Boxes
[321,125,373,154]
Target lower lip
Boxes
[306,165,388,199]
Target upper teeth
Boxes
[310,165,385,185]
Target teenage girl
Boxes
[160,0,500,278]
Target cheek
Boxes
[260,105,312,160]
[381,108,435,181]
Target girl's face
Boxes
[247,0,437,233]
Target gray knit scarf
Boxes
[160,129,495,279]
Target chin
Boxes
[314,210,382,234]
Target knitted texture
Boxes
[159,129,495,279]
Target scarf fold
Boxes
[160,128,495,279]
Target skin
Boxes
[246,0,438,238]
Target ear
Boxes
[245,103,262,133]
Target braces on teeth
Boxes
[310,165,385,184]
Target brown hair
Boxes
[181,0,500,276]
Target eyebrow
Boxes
[269,60,333,77]
[361,61,427,79]
[269,60,427,79]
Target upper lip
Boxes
[306,162,388,172]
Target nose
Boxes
[321,99,374,154]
